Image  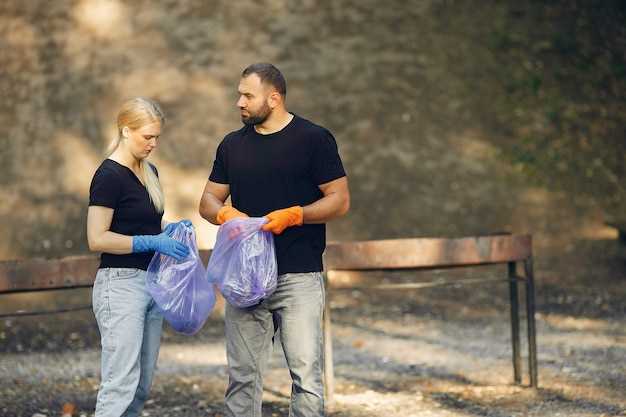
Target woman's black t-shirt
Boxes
[88,159,163,270]
[209,115,346,275]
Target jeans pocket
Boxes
[92,270,106,313]
[317,272,326,309]
[316,272,325,290]
[112,267,141,280]
[92,271,112,333]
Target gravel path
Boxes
[1,296,624,416]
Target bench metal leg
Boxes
[524,257,538,387]
[323,273,335,404]
[508,262,522,384]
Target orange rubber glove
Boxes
[216,206,248,225]
[262,206,304,235]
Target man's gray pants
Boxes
[224,272,325,417]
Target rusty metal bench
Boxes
[321,235,537,401]
[605,220,626,244]
[0,234,537,402]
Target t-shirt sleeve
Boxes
[209,141,229,184]
[89,167,122,208]
[310,129,347,185]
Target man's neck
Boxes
[254,109,294,135]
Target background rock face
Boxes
[1,1,624,259]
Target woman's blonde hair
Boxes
[106,97,165,213]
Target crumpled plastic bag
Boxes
[146,223,215,335]
[207,217,278,308]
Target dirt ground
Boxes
[1,239,625,417]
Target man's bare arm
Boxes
[303,176,350,224]
[198,180,230,225]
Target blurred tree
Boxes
[479,0,626,219]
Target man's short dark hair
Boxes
[242,63,287,96]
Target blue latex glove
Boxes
[163,219,193,236]
[132,232,190,261]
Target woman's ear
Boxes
[122,126,130,138]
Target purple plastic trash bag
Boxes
[146,223,215,335]
[207,217,278,308]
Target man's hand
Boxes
[262,206,303,235]
[217,206,248,225]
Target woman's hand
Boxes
[163,219,193,236]
[133,232,190,261]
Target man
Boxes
[199,63,350,417]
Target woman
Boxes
[87,97,189,416]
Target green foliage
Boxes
[481,1,626,217]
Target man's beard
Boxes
[241,103,271,125]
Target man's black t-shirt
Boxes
[89,159,163,270]
[209,115,346,275]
